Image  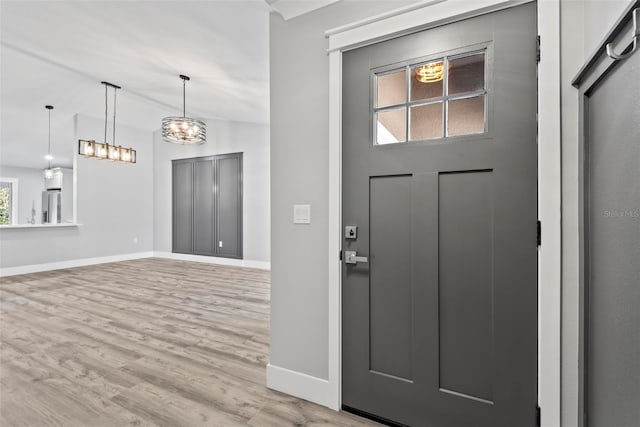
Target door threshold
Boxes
[342,405,408,427]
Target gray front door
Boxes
[342,4,538,426]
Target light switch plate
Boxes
[293,204,311,224]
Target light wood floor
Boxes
[0,258,378,427]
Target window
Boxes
[373,49,487,145]
[0,178,18,225]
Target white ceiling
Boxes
[0,0,272,169]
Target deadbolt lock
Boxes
[345,225,357,239]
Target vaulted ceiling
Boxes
[0,0,343,169]
[1,0,273,169]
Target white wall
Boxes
[0,114,154,269]
[1,114,270,270]
[153,119,270,263]
[560,1,632,426]
[269,0,413,381]
[0,165,73,224]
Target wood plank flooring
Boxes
[0,258,378,427]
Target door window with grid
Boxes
[374,48,488,145]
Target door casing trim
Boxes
[326,1,561,426]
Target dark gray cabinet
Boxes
[172,153,242,259]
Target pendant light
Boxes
[43,105,58,179]
[79,82,136,163]
[161,74,206,145]
[416,60,445,83]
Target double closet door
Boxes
[172,153,242,259]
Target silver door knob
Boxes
[345,250,368,264]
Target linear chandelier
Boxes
[161,74,206,145]
[78,81,136,163]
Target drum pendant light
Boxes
[416,61,444,83]
[161,74,206,145]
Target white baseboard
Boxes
[0,251,270,277]
[153,251,270,270]
[266,363,339,410]
[0,252,155,277]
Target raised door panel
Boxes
[194,159,215,256]
[586,45,640,427]
[216,154,242,258]
[172,160,194,254]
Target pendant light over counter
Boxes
[161,74,206,145]
[43,105,61,179]
[78,81,136,163]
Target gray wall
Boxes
[0,114,154,268]
[269,0,413,380]
[560,1,632,426]
[153,119,270,263]
[0,165,73,224]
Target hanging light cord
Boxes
[113,87,117,146]
[182,77,186,118]
[100,81,121,150]
[47,107,51,169]
[104,83,109,144]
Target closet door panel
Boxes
[194,159,215,256]
[216,155,242,258]
[172,160,194,254]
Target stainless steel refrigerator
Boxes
[42,168,62,224]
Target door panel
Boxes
[216,155,242,258]
[438,170,494,403]
[369,175,413,380]
[586,47,640,427]
[194,159,215,255]
[342,3,538,426]
[172,160,193,254]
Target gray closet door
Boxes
[573,4,640,426]
[342,3,538,426]
[172,153,242,259]
[582,25,640,427]
[216,154,242,259]
[172,160,194,254]
[587,52,640,426]
[194,159,215,256]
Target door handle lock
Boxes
[345,250,368,264]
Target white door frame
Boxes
[326,1,561,425]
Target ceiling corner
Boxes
[265,0,342,20]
